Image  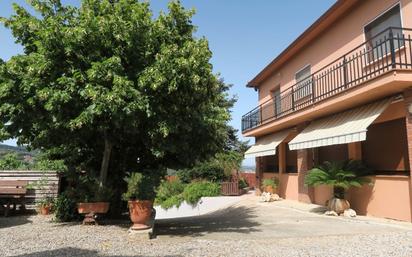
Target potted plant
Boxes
[262,177,279,194]
[305,160,371,214]
[76,179,113,224]
[238,177,249,194]
[37,196,54,215]
[122,172,158,230]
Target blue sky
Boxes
[0,0,336,165]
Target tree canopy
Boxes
[0,0,234,186]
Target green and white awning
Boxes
[245,130,290,158]
[288,98,392,150]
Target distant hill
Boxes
[0,144,29,153]
[240,165,255,173]
[0,144,38,160]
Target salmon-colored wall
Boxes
[347,176,412,222]
[258,0,412,104]
[263,172,278,180]
[279,173,299,200]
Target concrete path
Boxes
[155,192,412,240]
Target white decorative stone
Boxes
[260,192,272,202]
[271,193,280,201]
[343,208,357,218]
[324,210,338,216]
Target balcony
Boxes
[242,27,412,133]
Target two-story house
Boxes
[242,0,412,222]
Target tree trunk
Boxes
[99,134,113,187]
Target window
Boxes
[364,4,402,61]
[362,118,409,175]
[262,155,279,173]
[294,65,312,100]
[272,88,281,117]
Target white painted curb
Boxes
[154,195,243,219]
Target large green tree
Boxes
[0,0,233,186]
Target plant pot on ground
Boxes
[122,172,158,230]
[238,177,249,194]
[262,177,279,194]
[76,179,113,225]
[305,160,372,215]
[37,196,54,215]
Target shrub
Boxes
[122,172,158,201]
[0,153,27,170]
[305,160,371,199]
[34,155,67,173]
[262,178,279,188]
[155,179,186,209]
[54,192,80,222]
[176,150,244,183]
[214,151,243,177]
[238,177,248,189]
[177,161,228,183]
[182,181,221,205]
[73,176,113,202]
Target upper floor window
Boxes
[365,4,402,61]
[294,65,312,100]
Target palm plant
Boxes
[305,160,371,199]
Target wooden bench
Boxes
[0,180,28,216]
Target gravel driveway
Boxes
[1,194,412,257]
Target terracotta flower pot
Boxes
[128,200,153,230]
[77,202,110,214]
[264,185,275,194]
[39,205,51,215]
[77,202,110,225]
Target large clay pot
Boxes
[77,202,110,214]
[264,185,275,194]
[327,197,350,215]
[128,200,153,230]
[77,202,110,225]
[39,205,51,215]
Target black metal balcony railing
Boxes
[242,27,412,132]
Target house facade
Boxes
[242,0,412,222]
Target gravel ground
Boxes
[1,197,412,257]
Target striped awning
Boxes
[288,98,393,150]
[244,130,290,158]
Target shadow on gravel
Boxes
[309,206,327,214]
[154,205,261,238]
[10,247,183,257]
[0,215,32,229]
[50,213,131,228]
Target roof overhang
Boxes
[247,0,360,88]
